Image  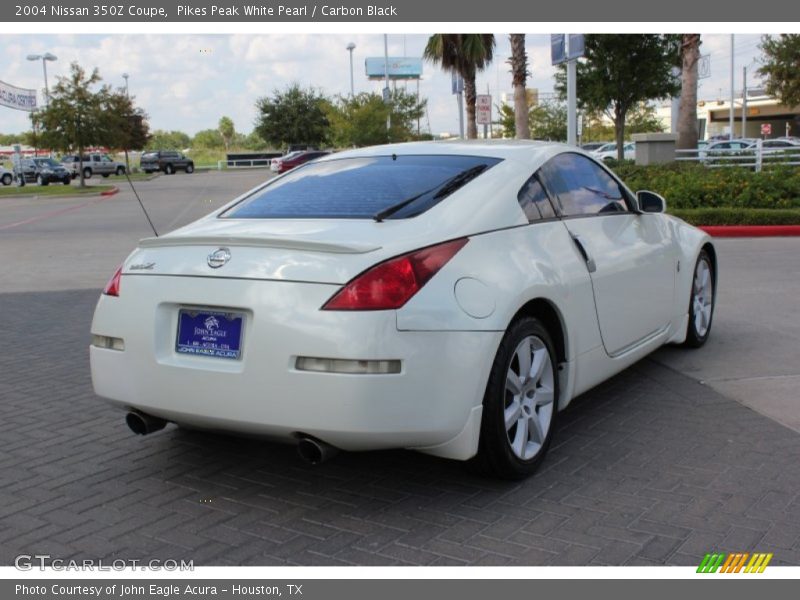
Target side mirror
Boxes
[637,190,666,214]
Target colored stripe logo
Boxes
[697,552,773,573]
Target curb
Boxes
[699,225,800,237]
[100,187,119,196]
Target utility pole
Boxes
[384,34,390,135]
[742,66,747,138]
[729,34,735,141]
[567,36,577,146]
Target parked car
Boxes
[1,166,13,186]
[91,141,716,479]
[272,150,330,174]
[580,142,607,153]
[593,142,635,162]
[270,151,303,173]
[139,150,194,174]
[16,157,72,186]
[61,153,126,179]
[699,138,758,161]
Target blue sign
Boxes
[568,34,585,60]
[365,57,423,79]
[551,34,566,66]
[176,309,244,360]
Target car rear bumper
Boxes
[90,274,500,458]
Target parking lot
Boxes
[1,169,800,566]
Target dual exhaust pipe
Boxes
[125,411,339,465]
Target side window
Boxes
[540,153,629,216]
[517,175,557,222]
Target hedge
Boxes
[607,162,800,210]
[668,208,800,226]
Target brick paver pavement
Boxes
[2,289,800,566]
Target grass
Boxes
[0,184,115,198]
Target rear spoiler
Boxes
[137,235,381,255]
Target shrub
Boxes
[611,163,800,209]
[669,208,800,225]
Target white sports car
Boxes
[90,141,716,479]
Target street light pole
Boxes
[122,72,130,98]
[729,34,735,141]
[346,43,355,97]
[26,52,57,107]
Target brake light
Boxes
[102,265,123,297]
[322,238,468,310]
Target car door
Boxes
[539,152,677,356]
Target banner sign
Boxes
[365,57,423,80]
[0,80,37,111]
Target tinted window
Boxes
[517,176,556,221]
[540,153,629,216]
[141,152,158,160]
[222,155,501,220]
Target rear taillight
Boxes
[102,265,123,297]
[322,238,468,311]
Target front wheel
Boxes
[472,317,559,479]
[1,173,12,186]
[684,250,715,348]
[185,163,194,174]
[164,164,174,174]
[116,166,125,176]
[37,175,48,186]
[82,167,92,179]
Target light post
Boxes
[26,52,57,106]
[122,72,130,98]
[346,43,355,97]
[122,73,131,174]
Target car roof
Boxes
[314,140,572,170]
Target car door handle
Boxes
[571,234,597,273]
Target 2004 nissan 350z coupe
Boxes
[90,140,717,479]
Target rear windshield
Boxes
[221,154,501,220]
[141,152,158,159]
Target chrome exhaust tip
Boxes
[297,436,339,465]
[125,411,167,435]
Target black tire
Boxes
[115,166,125,176]
[36,175,48,187]
[471,317,560,479]
[684,249,715,348]
[185,163,194,174]
[63,177,71,185]
[1,173,11,186]
[82,167,92,179]
[102,173,109,178]
[164,164,174,174]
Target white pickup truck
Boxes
[61,153,127,179]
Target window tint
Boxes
[517,176,556,221]
[540,153,629,216]
[222,155,501,220]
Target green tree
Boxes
[530,101,568,141]
[327,89,427,147]
[32,62,147,186]
[424,34,495,139]
[147,130,191,151]
[626,103,667,135]
[556,34,681,160]
[254,84,330,149]
[509,34,529,139]
[758,34,800,107]
[192,129,224,149]
[218,116,235,151]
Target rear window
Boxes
[221,154,502,220]
[141,152,158,160]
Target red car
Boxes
[272,150,330,174]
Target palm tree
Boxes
[424,34,495,139]
[677,34,701,150]
[509,34,529,139]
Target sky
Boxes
[0,33,764,139]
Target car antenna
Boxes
[124,170,159,237]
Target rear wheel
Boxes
[164,164,174,174]
[684,250,715,348]
[1,173,12,186]
[82,167,92,179]
[63,177,71,185]
[116,166,125,176]
[36,174,48,186]
[472,317,559,479]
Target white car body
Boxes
[593,142,635,161]
[90,140,715,471]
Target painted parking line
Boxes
[0,193,117,231]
